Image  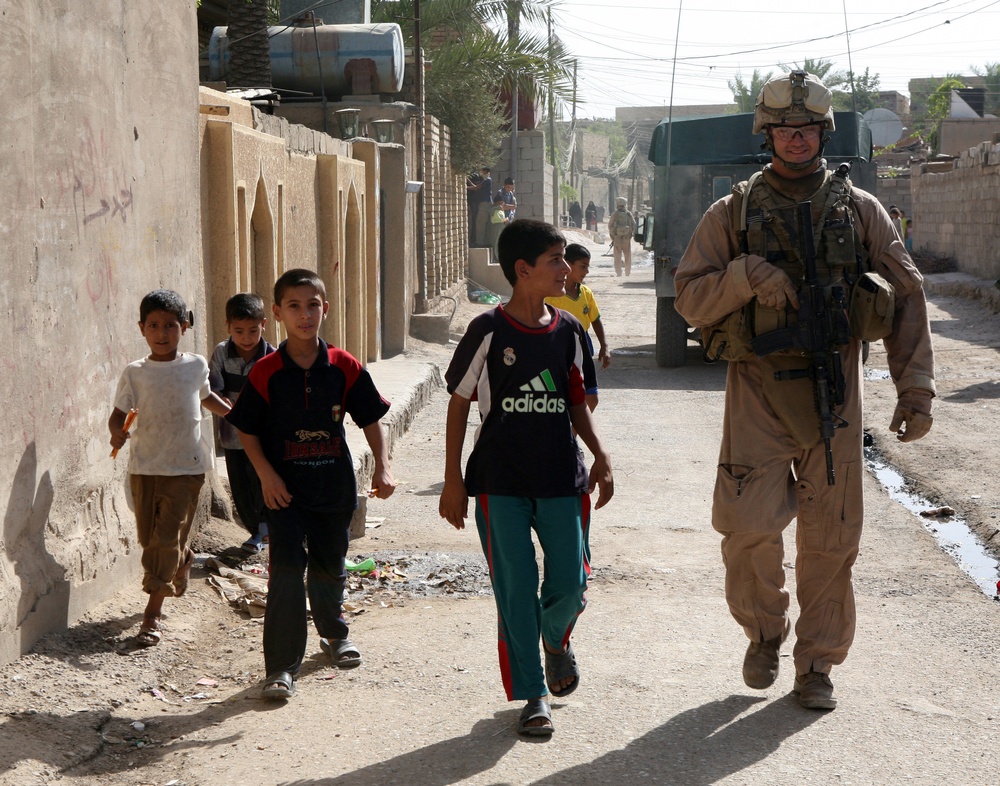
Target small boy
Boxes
[485,195,510,259]
[226,268,396,701]
[109,289,232,648]
[440,219,614,737]
[208,293,276,554]
[546,243,611,411]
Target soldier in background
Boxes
[674,71,935,710]
[607,197,637,277]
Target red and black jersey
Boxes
[226,339,390,513]
[445,305,595,498]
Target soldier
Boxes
[608,197,636,277]
[674,71,935,710]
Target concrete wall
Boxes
[274,97,467,323]
[200,87,382,364]
[877,173,912,217]
[940,119,1000,157]
[0,0,203,663]
[911,141,1000,279]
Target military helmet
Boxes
[753,70,835,135]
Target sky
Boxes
[539,0,1000,119]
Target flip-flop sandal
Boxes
[136,620,163,648]
[518,698,554,736]
[240,537,264,554]
[173,549,194,597]
[261,671,295,700]
[320,638,363,668]
[544,641,580,698]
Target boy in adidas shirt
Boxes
[440,219,614,737]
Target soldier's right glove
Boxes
[889,387,934,442]
[746,256,800,311]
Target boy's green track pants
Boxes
[475,494,591,700]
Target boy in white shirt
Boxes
[109,289,231,648]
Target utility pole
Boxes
[570,60,577,193]
[414,0,427,312]
[508,0,520,183]
[547,9,558,224]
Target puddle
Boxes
[864,445,999,596]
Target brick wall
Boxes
[910,141,1000,279]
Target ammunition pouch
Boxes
[701,308,753,362]
[848,271,895,341]
[701,299,803,363]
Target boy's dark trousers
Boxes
[224,449,266,537]
[262,505,353,675]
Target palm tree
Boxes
[225,0,273,88]
[728,69,774,113]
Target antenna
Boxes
[842,0,857,114]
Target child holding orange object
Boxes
[109,289,231,648]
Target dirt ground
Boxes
[3,234,1000,784]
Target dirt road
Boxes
[3,233,1000,785]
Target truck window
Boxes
[712,176,732,202]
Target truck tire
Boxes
[656,296,688,368]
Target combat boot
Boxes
[742,621,790,689]
[793,671,837,710]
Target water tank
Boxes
[209,24,405,97]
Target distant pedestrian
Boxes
[608,197,637,277]
[569,201,583,229]
[585,201,597,231]
[496,177,517,220]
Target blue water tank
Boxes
[209,23,405,97]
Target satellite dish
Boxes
[863,108,904,147]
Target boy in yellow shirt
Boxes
[546,243,610,410]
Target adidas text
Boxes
[501,393,566,413]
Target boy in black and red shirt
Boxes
[227,268,395,701]
[440,220,614,736]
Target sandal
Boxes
[544,641,580,698]
[518,698,554,736]
[320,638,363,668]
[173,549,194,597]
[261,671,295,700]
[136,618,162,648]
[240,536,264,554]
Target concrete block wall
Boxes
[911,141,1000,279]
[877,173,912,216]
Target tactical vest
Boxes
[700,164,896,449]
[702,163,894,365]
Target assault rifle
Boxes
[750,201,850,485]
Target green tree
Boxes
[845,67,881,114]
[373,0,574,172]
[919,77,966,153]
[971,62,1000,115]
[728,69,774,113]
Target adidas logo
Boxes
[501,371,566,413]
